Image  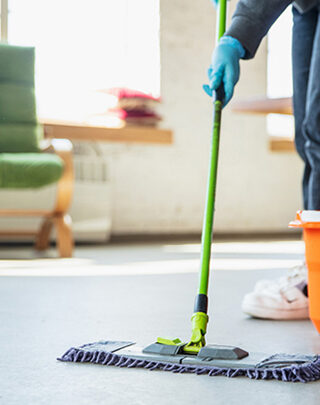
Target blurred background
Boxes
[0,0,301,251]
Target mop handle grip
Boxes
[213,83,225,103]
[194,293,208,313]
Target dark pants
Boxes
[292,5,320,209]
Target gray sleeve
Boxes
[225,0,293,59]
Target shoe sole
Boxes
[242,304,309,320]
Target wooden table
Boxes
[40,119,173,145]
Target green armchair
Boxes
[0,43,74,257]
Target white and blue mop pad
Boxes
[58,341,320,383]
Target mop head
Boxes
[58,341,320,383]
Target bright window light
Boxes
[8,0,160,121]
[267,7,294,138]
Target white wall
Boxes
[105,0,303,234]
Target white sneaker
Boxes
[242,263,309,320]
[254,263,308,292]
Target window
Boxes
[6,0,160,121]
[267,7,294,138]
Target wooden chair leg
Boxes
[35,217,53,251]
[54,214,73,258]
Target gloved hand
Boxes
[203,36,245,106]
[211,0,218,7]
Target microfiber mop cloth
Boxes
[58,341,320,383]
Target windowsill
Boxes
[269,136,295,152]
[232,97,294,152]
[39,118,173,145]
[232,96,292,115]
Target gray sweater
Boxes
[225,0,318,58]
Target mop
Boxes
[58,0,320,382]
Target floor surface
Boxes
[1,239,319,405]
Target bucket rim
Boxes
[289,211,320,229]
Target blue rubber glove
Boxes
[203,36,245,106]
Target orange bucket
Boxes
[290,211,320,333]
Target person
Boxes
[204,0,320,320]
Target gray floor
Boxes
[1,239,320,405]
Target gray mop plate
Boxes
[119,345,265,369]
[96,342,317,370]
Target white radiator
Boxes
[0,142,113,242]
[69,142,112,242]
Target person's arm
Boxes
[226,0,293,59]
[205,0,293,106]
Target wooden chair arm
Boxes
[41,138,74,214]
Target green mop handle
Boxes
[194,0,227,315]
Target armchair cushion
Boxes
[0,83,37,124]
[0,153,63,188]
[0,123,42,153]
[0,44,35,85]
[0,44,41,153]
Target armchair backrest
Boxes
[0,43,43,153]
